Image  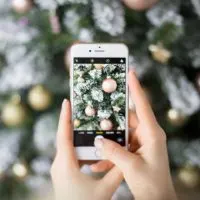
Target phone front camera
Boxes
[89,50,92,52]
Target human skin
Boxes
[51,71,177,200]
[50,100,123,200]
[91,71,177,200]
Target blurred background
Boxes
[0,0,200,199]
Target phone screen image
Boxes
[73,57,127,147]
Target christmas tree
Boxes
[0,0,200,199]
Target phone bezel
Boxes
[70,43,129,160]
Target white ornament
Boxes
[85,106,96,116]
[100,119,113,130]
[102,78,117,93]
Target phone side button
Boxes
[95,149,101,158]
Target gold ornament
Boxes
[122,0,159,10]
[74,119,81,128]
[94,64,104,70]
[1,95,27,127]
[167,108,187,127]
[149,44,172,64]
[28,85,53,111]
[12,0,33,14]
[12,161,28,179]
[178,166,200,188]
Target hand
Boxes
[51,100,123,200]
[92,71,177,200]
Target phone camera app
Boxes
[73,58,126,146]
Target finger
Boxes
[90,160,114,172]
[129,110,138,129]
[94,138,135,171]
[101,166,123,193]
[129,71,157,126]
[56,99,78,168]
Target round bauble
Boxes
[12,0,33,14]
[85,106,96,117]
[100,119,113,131]
[12,161,28,179]
[1,101,27,127]
[149,44,172,64]
[122,0,159,11]
[178,166,200,188]
[94,64,104,70]
[74,119,81,128]
[102,78,117,93]
[28,85,53,111]
[167,108,188,127]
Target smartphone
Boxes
[70,43,129,160]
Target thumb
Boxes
[95,138,134,171]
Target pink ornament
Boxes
[94,64,104,70]
[102,78,117,93]
[49,11,61,34]
[100,119,113,131]
[85,106,96,117]
[12,0,32,13]
[122,0,159,11]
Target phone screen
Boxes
[73,57,127,147]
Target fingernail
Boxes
[94,138,104,149]
[129,69,136,75]
[62,99,68,107]
[90,164,96,171]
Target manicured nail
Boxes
[62,99,68,107]
[90,164,96,171]
[94,138,104,149]
[129,69,136,74]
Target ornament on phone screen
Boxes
[74,119,81,128]
[102,78,117,93]
[94,64,104,70]
[85,106,96,117]
[100,119,113,131]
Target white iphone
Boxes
[70,43,129,160]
